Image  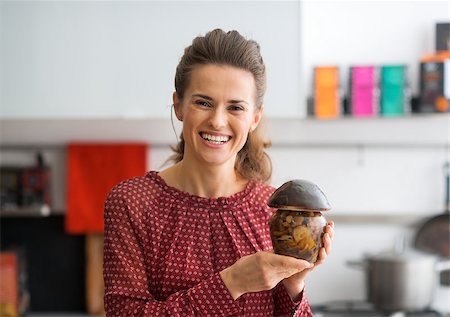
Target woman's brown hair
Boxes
[169,28,272,182]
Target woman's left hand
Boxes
[281,221,335,299]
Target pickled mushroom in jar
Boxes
[268,180,331,262]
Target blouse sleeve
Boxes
[272,283,313,317]
[103,191,243,317]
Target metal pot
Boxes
[348,249,450,313]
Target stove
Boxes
[312,301,444,317]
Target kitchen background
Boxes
[1,0,449,316]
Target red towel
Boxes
[65,143,147,234]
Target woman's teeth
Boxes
[201,133,230,144]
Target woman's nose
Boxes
[208,108,227,129]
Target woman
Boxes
[103,29,334,317]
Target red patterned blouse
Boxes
[103,171,313,317]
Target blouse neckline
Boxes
[147,171,257,207]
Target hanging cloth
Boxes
[65,143,147,234]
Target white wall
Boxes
[0,1,301,118]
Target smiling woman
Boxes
[172,64,263,177]
[102,29,334,317]
[169,29,271,183]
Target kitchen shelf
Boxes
[266,114,450,148]
[0,113,449,149]
[0,204,54,218]
[328,213,429,226]
[0,113,450,149]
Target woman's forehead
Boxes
[186,64,256,101]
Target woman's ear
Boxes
[250,105,264,132]
[172,92,183,121]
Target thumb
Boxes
[296,259,314,270]
[278,254,314,271]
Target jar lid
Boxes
[268,179,331,212]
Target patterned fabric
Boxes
[103,171,313,317]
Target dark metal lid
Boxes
[268,179,331,211]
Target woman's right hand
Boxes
[219,251,313,300]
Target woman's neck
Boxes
[160,160,247,198]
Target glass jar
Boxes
[269,209,327,263]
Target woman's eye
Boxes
[228,105,245,111]
[195,100,210,107]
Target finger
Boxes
[272,254,313,271]
[284,256,314,270]
[323,232,332,254]
[325,224,334,240]
[314,248,327,266]
[328,220,335,228]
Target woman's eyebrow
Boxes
[191,93,213,101]
[229,99,249,105]
[191,93,248,105]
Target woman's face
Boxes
[174,64,263,168]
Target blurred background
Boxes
[1,1,449,316]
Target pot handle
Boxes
[346,260,367,270]
[436,260,450,272]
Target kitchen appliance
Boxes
[348,249,450,313]
[313,300,443,317]
[414,161,450,285]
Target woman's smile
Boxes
[199,132,232,146]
